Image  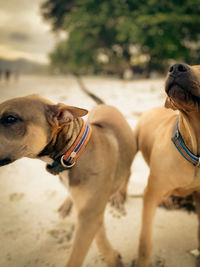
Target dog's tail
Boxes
[74,74,104,105]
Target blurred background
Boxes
[0,0,199,79]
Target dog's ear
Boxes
[164,97,177,110]
[47,103,88,126]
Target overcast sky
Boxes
[0,0,56,63]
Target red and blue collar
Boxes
[171,119,200,168]
[47,120,92,175]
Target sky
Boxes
[0,0,56,64]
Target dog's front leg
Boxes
[194,192,200,267]
[65,205,105,267]
[136,177,163,267]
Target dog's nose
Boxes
[169,63,189,77]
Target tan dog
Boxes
[0,95,136,267]
[134,63,200,267]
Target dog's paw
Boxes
[114,254,124,267]
[131,259,162,267]
[160,195,195,212]
[109,192,126,217]
[130,259,136,267]
[154,257,166,267]
[58,197,73,218]
[159,197,175,210]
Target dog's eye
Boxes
[1,115,19,125]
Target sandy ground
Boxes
[0,75,198,267]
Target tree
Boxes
[41,0,200,76]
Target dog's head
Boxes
[0,95,88,166]
[165,63,200,112]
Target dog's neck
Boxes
[39,118,84,160]
[179,111,200,155]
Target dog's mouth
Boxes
[165,77,185,95]
[165,81,187,101]
[0,157,13,167]
[165,74,193,100]
[165,77,200,111]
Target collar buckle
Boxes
[60,155,76,168]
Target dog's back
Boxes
[88,104,136,165]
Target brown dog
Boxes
[0,95,136,267]
[134,63,200,267]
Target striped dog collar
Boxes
[171,119,200,168]
[47,120,92,175]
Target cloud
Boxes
[0,44,48,63]
[0,0,56,63]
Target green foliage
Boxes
[42,0,200,76]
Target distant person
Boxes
[5,70,11,83]
[14,71,20,83]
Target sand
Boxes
[0,75,198,267]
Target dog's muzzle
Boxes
[165,63,193,100]
[165,63,190,94]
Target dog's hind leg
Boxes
[95,218,123,267]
